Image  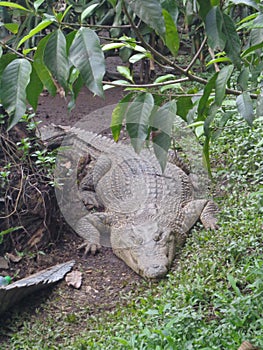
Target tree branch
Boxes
[103,77,189,88]
[0,41,33,62]
[121,1,258,99]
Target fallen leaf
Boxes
[65,271,82,289]
[0,256,9,269]
[5,253,22,263]
[238,341,259,350]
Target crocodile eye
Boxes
[154,231,163,242]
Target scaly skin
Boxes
[55,128,218,279]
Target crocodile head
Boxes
[111,221,177,279]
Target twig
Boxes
[103,77,189,88]
[0,41,33,62]
[185,36,207,73]
[61,22,131,29]
[0,166,24,219]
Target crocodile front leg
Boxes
[76,213,110,255]
[181,199,218,234]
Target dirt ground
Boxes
[0,86,149,336]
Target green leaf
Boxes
[237,67,249,91]
[0,1,29,11]
[177,96,193,121]
[161,0,178,23]
[0,53,17,77]
[33,34,57,96]
[117,66,133,82]
[205,7,226,51]
[222,14,241,68]
[0,59,32,129]
[68,73,83,112]
[126,92,154,153]
[60,5,73,22]
[44,29,68,90]
[154,74,175,83]
[69,27,105,97]
[162,9,179,57]
[129,53,147,64]
[4,22,19,34]
[81,3,99,23]
[151,100,177,172]
[227,274,241,296]
[241,42,263,58]
[215,65,234,106]
[256,90,263,117]
[197,0,212,20]
[34,0,45,11]
[17,19,54,48]
[102,42,125,51]
[26,64,43,111]
[229,0,259,10]
[111,93,134,141]
[236,92,254,126]
[206,57,231,66]
[127,0,165,37]
[203,135,211,177]
[198,72,218,120]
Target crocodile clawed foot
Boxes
[203,218,219,230]
[78,241,101,256]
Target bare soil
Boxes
[0,86,148,338]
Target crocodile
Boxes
[52,126,218,279]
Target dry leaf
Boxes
[238,341,259,350]
[0,256,9,269]
[5,253,22,263]
[65,271,82,289]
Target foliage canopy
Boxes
[0,0,262,169]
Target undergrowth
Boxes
[2,117,263,349]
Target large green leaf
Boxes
[0,53,17,77]
[0,59,32,129]
[17,19,53,48]
[237,67,249,91]
[127,0,165,37]
[126,92,154,153]
[198,72,218,120]
[215,65,234,106]
[0,1,29,11]
[161,0,178,23]
[236,92,254,126]
[111,93,134,141]
[222,14,241,68]
[33,35,57,96]
[197,0,212,20]
[162,9,179,57]
[151,100,177,172]
[177,96,193,121]
[205,7,226,50]
[44,29,69,90]
[26,64,43,111]
[69,28,105,97]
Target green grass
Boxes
[2,117,263,349]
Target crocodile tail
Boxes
[168,150,190,175]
